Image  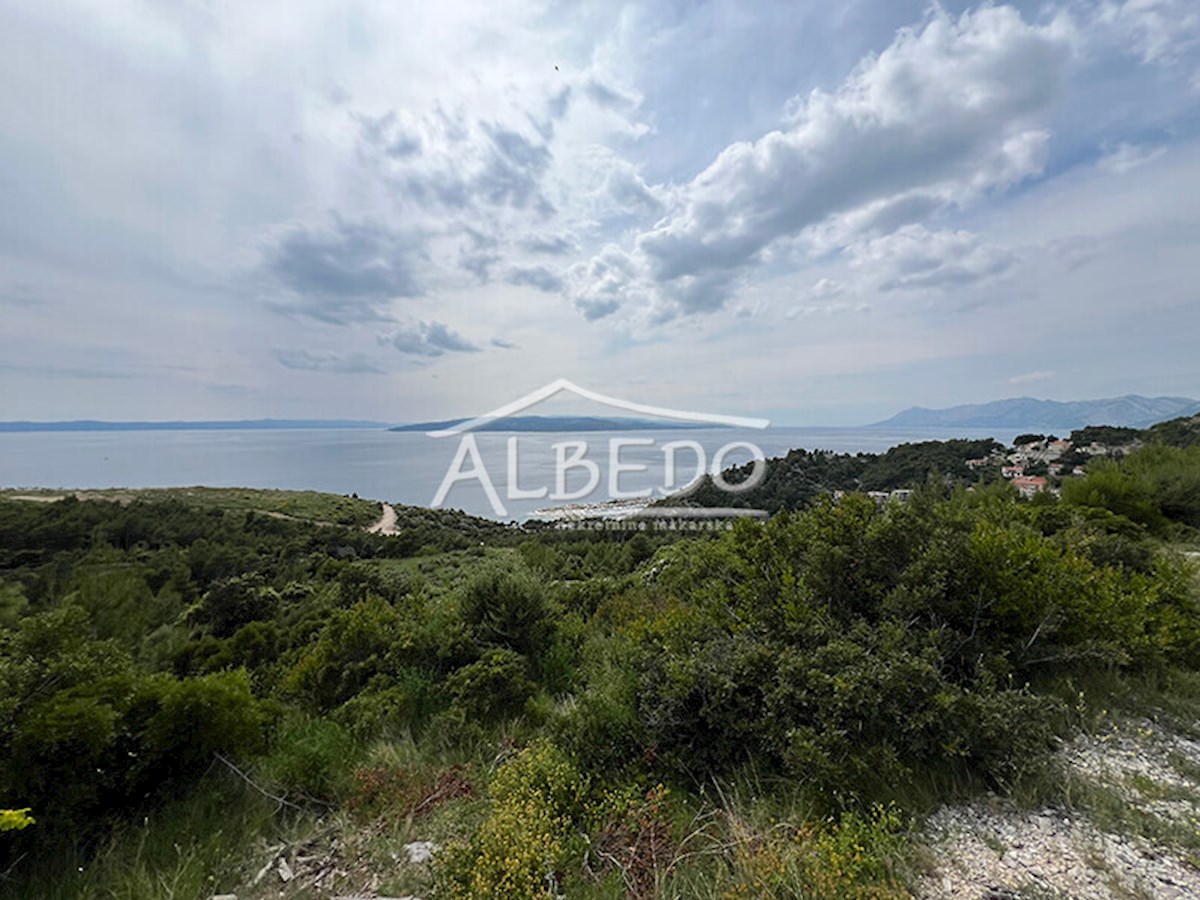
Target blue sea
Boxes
[0,426,1031,521]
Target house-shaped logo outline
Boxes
[426,378,770,437]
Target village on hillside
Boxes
[965,429,1142,498]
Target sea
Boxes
[0,426,1033,521]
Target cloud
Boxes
[458,227,501,282]
[357,108,556,217]
[491,337,518,350]
[505,265,564,293]
[0,362,135,380]
[1096,0,1200,65]
[582,78,640,111]
[1097,141,1166,174]
[519,233,576,255]
[1047,235,1102,270]
[849,226,1016,292]
[1,282,42,307]
[569,5,1071,321]
[273,349,385,374]
[1010,370,1055,385]
[265,219,423,323]
[383,321,480,357]
[354,110,422,159]
[476,126,554,211]
[808,278,842,300]
[565,245,639,320]
[785,301,871,320]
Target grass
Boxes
[0,486,382,527]
[0,772,303,900]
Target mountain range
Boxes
[873,395,1200,430]
[0,419,391,432]
[389,415,713,433]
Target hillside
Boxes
[874,395,1200,430]
[1,446,1199,897]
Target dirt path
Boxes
[366,502,399,535]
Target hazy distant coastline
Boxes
[0,419,392,433]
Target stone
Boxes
[403,841,441,865]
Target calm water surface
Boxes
[0,426,1031,520]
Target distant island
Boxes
[873,394,1200,430]
[0,419,392,432]
[389,415,719,433]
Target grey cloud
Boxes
[0,362,135,380]
[1,282,42,307]
[1047,234,1102,271]
[491,337,518,349]
[577,296,621,321]
[604,166,663,216]
[477,126,554,211]
[273,348,386,374]
[506,265,564,293]
[459,227,501,281]
[584,78,638,110]
[461,251,500,281]
[354,111,422,158]
[354,101,557,217]
[265,219,423,323]
[384,321,481,357]
[547,87,572,121]
[519,233,576,255]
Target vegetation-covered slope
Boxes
[1,449,1199,898]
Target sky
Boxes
[1,0,1198,426]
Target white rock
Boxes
[403,841,441,865]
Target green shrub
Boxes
[445,648,535,722]
[137,670,266,777]
[260,716,358,801]
[334,672,439,739]
[188,574,280,638]
[459,568,553,663]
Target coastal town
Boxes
[965,430,1141,497]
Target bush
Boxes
[445,648,536,722]
[334,672,440,739]
[0,808,34,832]
[260,716,358,801]
[138,670,266,778]
[459,568,553,663]
[436,741,588,898]
[188,574,280,638]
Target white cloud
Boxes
[1009,370,1056,385]
[1096,0,1200,65]
[848,225,1016,293]
[570,5,1072,322]
[1097,141,1166,173]
[273,348,385,374]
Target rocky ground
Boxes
[213,716,1200,900]
[916,717,1200,899]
